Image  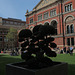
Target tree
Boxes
[6,27,18,49]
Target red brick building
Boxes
[25,0,75,49]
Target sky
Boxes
[0,0,40,21]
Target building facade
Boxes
[0,17,26,49]
[25,0,75,48]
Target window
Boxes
[4,31,8,34]
[70,4,72,10]
[67,25,70,34]
[65,6,67,12]
[0,31,2,34]
[6,21,9,24]
[0,44,2,47]
[51,21,57,35]
[30,18,33,24]
[55,28,57,35]
[18,23,21,25]
[70,24,74,33]
[67,38,70,46]
[44,12,48,19]
[4,36,6,42]
[10,21,13,24]
[50,9,56,17]
[38,14,42,21]
[21,23,24,25]
[0,36,2,41]
[67,38,74,46]
[67,24,74,34]
[54,9,56,15]
[71,38,74,46]
[14,22,17,25]
[2,20,5,24]
[65,3,72,12]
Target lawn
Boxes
[0,53,75,75]
[0,54,23,75]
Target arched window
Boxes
[67,25,70,34]
[70,24,74,33]
[51,20,57,35]
[44,22,49,25]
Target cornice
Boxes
[26,0,59,16]
[26,0,73,17]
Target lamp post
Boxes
[61,0,65,47]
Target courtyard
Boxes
[0,53,75,75]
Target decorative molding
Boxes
[27,0,58,16]
[37,23,43,25]
[64,15,74,22]
[34,0,58,10]
[44,21,50,25]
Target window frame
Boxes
[70,24,74,33]
[65,3,73,12]
[38,14,42,21]
[0,36,2,41]
[66,24,74,34]
[50,8,56,17]
[44,12,49,19]
[71,38,74,46]
[30,18,33,24]
[67,38,70,46]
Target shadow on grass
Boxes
[68,64,75,75]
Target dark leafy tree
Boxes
[18,24,57,69]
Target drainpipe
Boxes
[61,0,65,47]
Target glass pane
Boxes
[70,4,72,10]
[0,36,2,41]
[70,25,74,33]
[67,25,70,34]
[30,18,33,23]
[67,38,70,46]
[71,38,74,45]
[44,12,48,19]
[65,6,67,12]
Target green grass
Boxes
[0,53,75,75]
[0,54,23,75]
[50,54,75,75]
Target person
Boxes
[10,50,15,56]
[66,47,70,54]
[60,48,63,54]
[15,47,19,55]
[70,46,73,55]
[63,47,66,54]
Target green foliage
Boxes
[6,27,17,40]
[6,27,18,48]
